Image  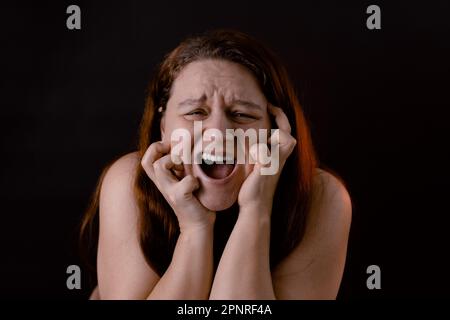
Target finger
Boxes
[141,142,170,179]
[270,129,296,151]
[170,154,186,172]
[153,154,179,188]
[249,143,272,167]
[269,129,296,164]
[175,175,200,200]
[268,104,292,133]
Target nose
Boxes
[200,105,235,154]
[202,109,234,134]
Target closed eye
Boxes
[231,112,259,121]
[187,110,207,115]
[184,109,208,118]
[233,112,255,119]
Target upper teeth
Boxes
[202,153,234,164]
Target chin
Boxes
[197,190,239,211]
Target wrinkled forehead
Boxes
[170,59,266,105]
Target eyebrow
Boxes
[178,96,263,111]
[232,99,263,111]
[178,95,207,108]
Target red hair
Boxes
[80,29,318,278]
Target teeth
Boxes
[202,153,235,164]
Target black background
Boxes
[1,0,449,299]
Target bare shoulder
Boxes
[271,168,352,299]
[102,151,140,187]
[311,168,352,223]
[99,151,141,228]
[302,168,352,250]
[98,151,160,299]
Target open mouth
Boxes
[199,153,236,180]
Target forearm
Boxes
[147,224,214,299]
[209,208,276,299]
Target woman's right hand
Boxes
[141,141,216,232]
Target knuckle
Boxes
[149,142,161,154]
[150,141,161,149]
[141,160,154,178]
[185,175,194,183]
[288,138,297,151]
[148,143,157,155]
[140,158,147,169]
[289,137,297,146]
[153,158,162,170]
[181,175,193,189]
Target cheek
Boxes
[161,127,172,143]
[162,118,194,142]
[165,124,197,160]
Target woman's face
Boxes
[162,59,271,211]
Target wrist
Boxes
[238,204,272,225]
[179,216,216,235]
[239,202,272,217]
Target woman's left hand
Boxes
[237,104,297,217]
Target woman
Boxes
[80,29,352,300]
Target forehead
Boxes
[170,59,264,102]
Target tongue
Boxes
[202,164,235,179]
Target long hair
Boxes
[80,29,318,280]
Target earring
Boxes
[158,106,163,113]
